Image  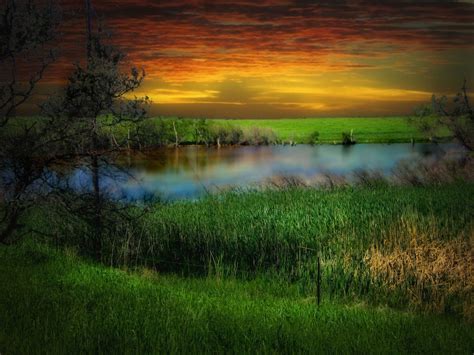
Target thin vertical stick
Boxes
[85,0,92,62]
[317,252,321,306]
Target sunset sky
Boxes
[38,0,474,118]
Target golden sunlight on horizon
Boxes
[25,1,474,118]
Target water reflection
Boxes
[68,143,461,200]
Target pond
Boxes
[68,143,462,201]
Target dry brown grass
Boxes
[394,154,474,186]
[365,214,474,321]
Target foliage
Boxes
[0,0,60,126]
[307,130,320,145]
[0,3,149,252]
[38,10,150,257]
[341,130,356,145]
[411,80,474,151]
[0,0,61,243]
[41,26,149,138]
[241,127,278,145]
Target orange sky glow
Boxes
[32,0,474,118]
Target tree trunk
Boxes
[85,0,93,62]
[91,153,102,260]
[0,210,19,244]
[172,121,179,147]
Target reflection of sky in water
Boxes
[67,143,460,201]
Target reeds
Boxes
[365,214,474,320]
[36,183,474,319]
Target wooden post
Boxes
[317,252,321,306]
[127,128,131,149]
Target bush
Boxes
[226,126,244,145]
[307,131,320,145]
[242,127,278,145]
[342,130,356,145]
[192,119,213,146]
[132,118,173,148]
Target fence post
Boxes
[317,251,321,306]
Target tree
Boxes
[0,0,61,243]
[0,0,149,252]
[41,1,149,258]
[0,0,60,126]
[412,80,473,151]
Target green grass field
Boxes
[213,117,449,143]
[1,241,473,354]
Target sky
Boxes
[36,0,474,118]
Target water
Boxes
[67,143,461,201]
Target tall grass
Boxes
[30,183,474,319]
[365,215,474,320]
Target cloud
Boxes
[17,0,474,117]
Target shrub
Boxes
[209,124,244,146]
[342,130,356,145]
[132,118,173,148]
[226,126,244,145]
[307,131,320,145]
[242,127,278,145]
[192,119,213,146]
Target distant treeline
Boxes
[103,117,325,149]
[107,118,281,148]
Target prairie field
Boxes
[213,116,447,143]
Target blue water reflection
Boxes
[67,143,461,201]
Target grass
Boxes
[30,183,474,319]
[212,117,450,143]
[1,241,473,354]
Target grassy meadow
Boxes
[213,116,447,143]
[1,241,473,354]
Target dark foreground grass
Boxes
[0,242,473,354]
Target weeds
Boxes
[365,214,474,320]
